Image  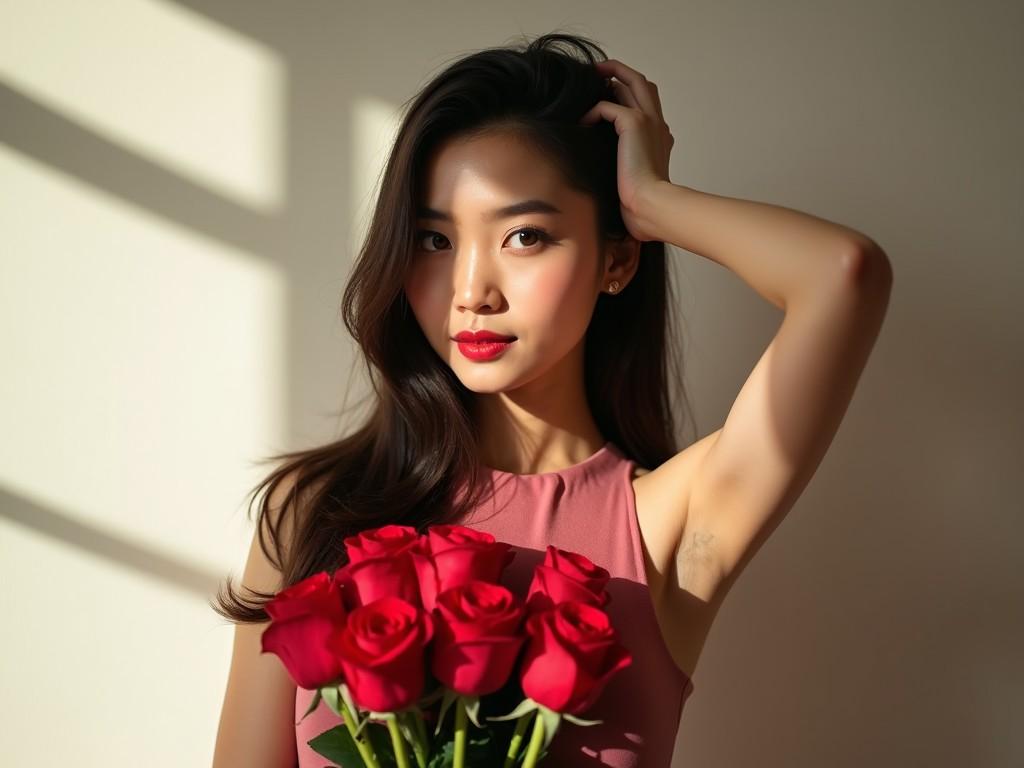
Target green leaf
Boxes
[537,705,562,754]
[562,712,603,727]
[462,695,482,729]
[434,689,460,736]
[297,688,323,726]
[426,739,455,768]
[424,731,496,768]
[308,724,369,767]
[321,685,342,718]
[365,723,400,768]
[485,697,538,723]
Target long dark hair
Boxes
[211,30,694,624]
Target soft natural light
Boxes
[347,95,401,257]
[0,513,233,764]
[0,144,288,571]
[0,0,286,212]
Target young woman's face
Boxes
[403,131,609,395]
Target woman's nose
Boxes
[452,247,503,312]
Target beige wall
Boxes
[1,1,1019,766]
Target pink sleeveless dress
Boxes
[295,441,694,767]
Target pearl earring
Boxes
[607,280,620,294]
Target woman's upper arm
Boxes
[212,472,302,768]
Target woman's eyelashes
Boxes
[413,225,556,253]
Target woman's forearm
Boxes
[637,180,886,311]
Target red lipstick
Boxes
[451,329,517,361]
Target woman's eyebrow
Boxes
[416,199,563,223]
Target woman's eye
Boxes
[509,228,542,248]
[506,227,556,249]
[415,231,451,252]
[413,227,552,253]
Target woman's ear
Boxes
[602,236,642,290]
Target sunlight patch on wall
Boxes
[0,0,285,212]
[347,95,401,261]
[0,514,231,764]
[0,144,287,571]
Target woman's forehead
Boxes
[418,135,588,223]
[423,135,561,193]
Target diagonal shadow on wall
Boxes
[0,486,221,599]
[0,0,384,600]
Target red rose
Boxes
[525,545,611,612]
[519,600,632,714]
[334,524,425,609]
[329,596,434,712]
[431,580,526,696]
[417,525,515,612]
[260,571,348,690]
[344,524,419,564]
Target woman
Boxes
[211,32,892,767]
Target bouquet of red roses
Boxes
[261,523,632,767]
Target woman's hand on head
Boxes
[579,58,675,243]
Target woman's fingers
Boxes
[608,78,639,110]
[594,59,664,120]
[579,98,631,130]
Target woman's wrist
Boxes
[634,180,699,245]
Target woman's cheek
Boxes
[517,260,588,329]
[403,291,436,358]
[404,268,445,327]
[404,263,436,308]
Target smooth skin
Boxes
[212,472,306,767]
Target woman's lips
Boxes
[454,338,516,361]
[451,332,516,342]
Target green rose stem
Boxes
[338,697,381,768]
[386,716,412,768]
[520,710,545,768]
[402,711,429,768]
[503,712,533,768]
[412,708,430,756]
[453,696,468,768]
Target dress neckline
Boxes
[484,440,617,479]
